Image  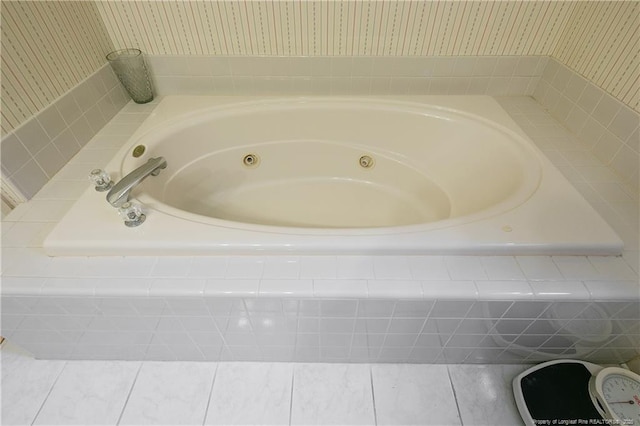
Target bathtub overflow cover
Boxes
[243,154,260,167]
[359,155,374,168]
[132,145,146,158]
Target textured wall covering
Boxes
[2,1,637,129]
[0,1,114,133]
[96,0,638,110]
[96,1,576,56]
[554,1,639,112]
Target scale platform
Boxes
[513,360,605,425]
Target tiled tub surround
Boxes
[2,96,639,364]
[534,58,639,192]
[146,55,546,97]
[0,64,130,201]
[2,281,639,364]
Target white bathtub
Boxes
[45,95,622,255]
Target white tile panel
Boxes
[259,279,314,297]
[120,361,216,426]
[1,343,66,426]
[205,363,292,425]
[372,256,412,280]
[313,279,369,299]
[445,256,488,281]
[475,281,534,300]
[529,281,590,300]
[367,280,423,299]
[584,280,640,300]
[480,257,526,281]
[408,256,451,280]
[33,360,140,425]
[226,256,264,279]
[291,363,374,425]
[421,281,478,300]
[335,256,375,279]
[262,257,301,279]
[515,256,564,281]
[448,364,528,426]
[94,279,152,297]
[205,279,258,297]
[150,279,205,297]
[372,364,461,426]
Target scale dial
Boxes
[589,367,640,422]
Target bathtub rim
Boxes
[119,96,543,236]
[43,95,624,256]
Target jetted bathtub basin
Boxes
[45,95,622,255]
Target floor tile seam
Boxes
[369,364,378,426]
[115,361,144,426]
[445,365,465,426]
[288,366,295,426]
[201,363,219,426]
[29,359,68,426]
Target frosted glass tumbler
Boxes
[106,48,154,104]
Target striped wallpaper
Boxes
[97,1,576,57]
[1,0,638,135]
[1,1,114,134]
[95,0,638,110]
[554,1,639,111]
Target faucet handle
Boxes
[89,169,114,192]
[118,201,146,227]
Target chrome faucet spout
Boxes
[106,157,167,207]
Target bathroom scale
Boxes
[513,359,640,426]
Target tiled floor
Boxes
[1,341,527,426]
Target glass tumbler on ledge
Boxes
[106,48,154,104]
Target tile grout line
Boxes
[201,363,219,426]
[288,366,295,426]
[115,361,144,426]
[29,360,69,426]
[369,364,378,426]
[446,365,465,426]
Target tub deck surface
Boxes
[43,95,622,256]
